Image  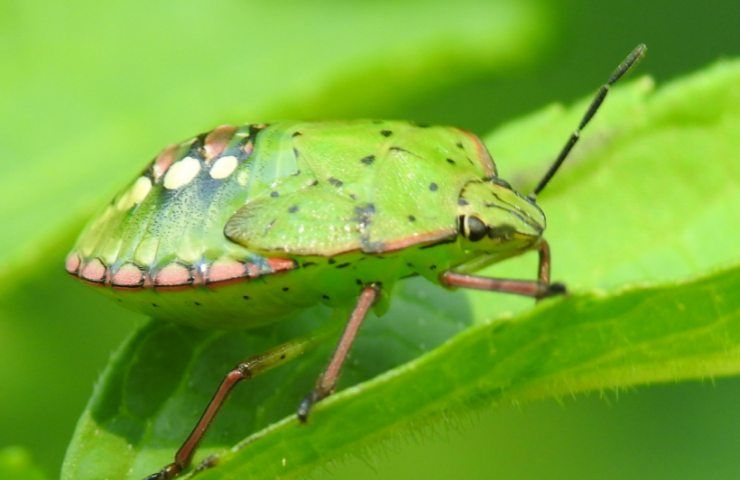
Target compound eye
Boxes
[461,215,488,241]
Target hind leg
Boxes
[145,330,330,480]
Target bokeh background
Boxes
[1,0,738,478]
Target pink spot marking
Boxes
[204,125,237,163]
[155,263,192,286]
[267,258,296,273]
[111,263,144,287]
[207,259,247,283]
[152,144,179,181]
[80,258,107,283]
[65,252,81,274]
[243,141,254,156]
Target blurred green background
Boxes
[1,0,738,478]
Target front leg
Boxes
[441,240,566,299]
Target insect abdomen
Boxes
[67,124,271,288]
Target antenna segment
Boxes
[530,44,647,199]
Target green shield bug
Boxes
[66,45,646,479]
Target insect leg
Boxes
[537,238,552,284]
[440,272,565,299]
[296,284,381,422]
[440,240,565,300]
[144,333,328,480]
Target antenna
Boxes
[529,44,647,199]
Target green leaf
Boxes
[189,264,740,480]
[0,447,46,480]
[62,59,740,479]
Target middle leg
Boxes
[297,283,381,422]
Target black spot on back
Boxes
[336,262,351,269]
[293,148,300,158]
[446,158,456,165]
[408,214,416,222]
[292,131,302,137]
[288,205,299,213]
[361,155,375,165]
[354,203,377,251]
[380,130,393,137]
[354,203,376,217]
[328,177,344,187]
[243,295,250,300]
[456,142,464,149]
[429,182,438,192]
[270,191,279,197]
[458,198,469,206]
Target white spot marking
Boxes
[164,157,201,189]
[116,176,152,210]
[116,193,131,211]
[236,169,249,186]
[209,155,238,179]
[131,176,152,202]
[134,237,159,266]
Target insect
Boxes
[66,45,646,479]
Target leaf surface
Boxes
[62,60,740,479]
